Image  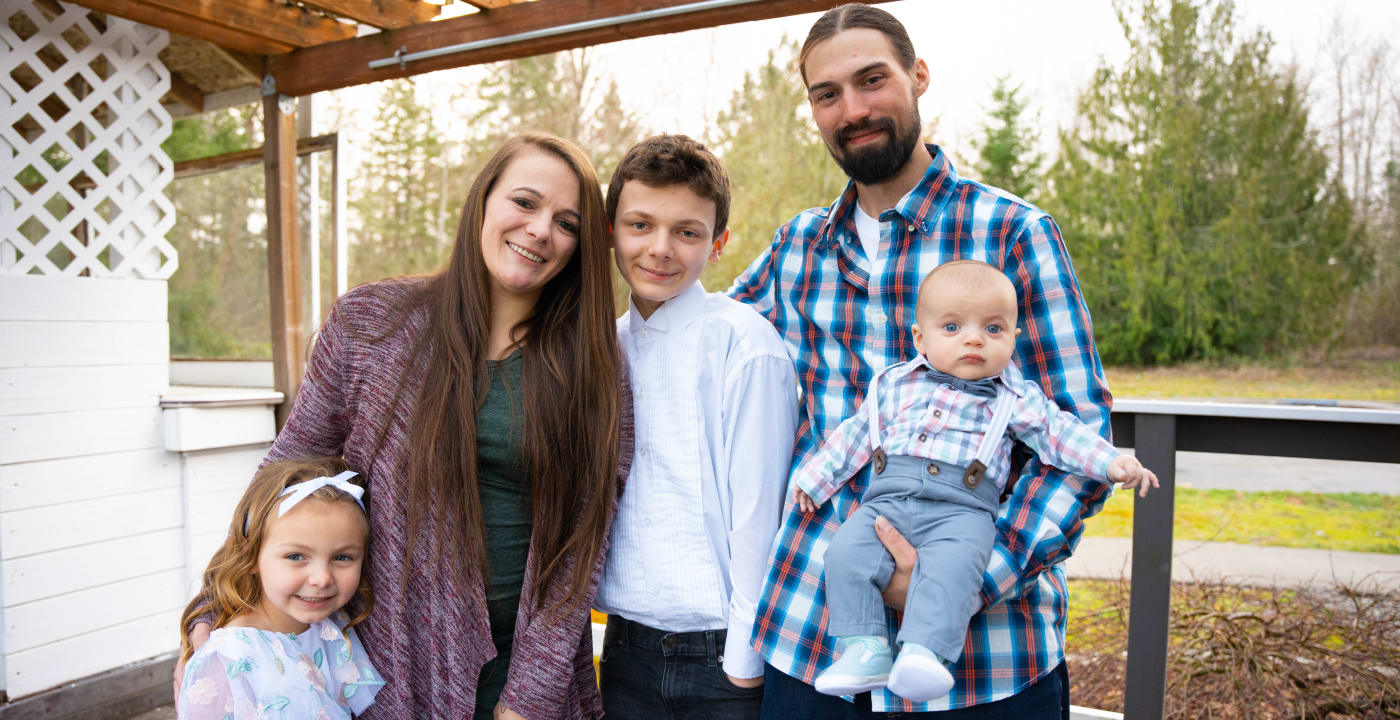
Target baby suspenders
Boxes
[866,363,1017,490]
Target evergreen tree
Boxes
[970,76,1042,201]
[470,50,644,178]
[706,39,848,291]
[1043,0,1365,364]
[350,80,451,284]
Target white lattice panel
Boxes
[0,0,177,278]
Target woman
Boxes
[180,133,630,719]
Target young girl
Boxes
[176,457,385,719]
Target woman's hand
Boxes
[875,515,917,611]
[172,622,212,703]
[726,673,764,689]
[494,703,527,720]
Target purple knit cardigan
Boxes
[263,277,632,718]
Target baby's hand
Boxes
[1109,455,1159,497]
[793,486,819,514]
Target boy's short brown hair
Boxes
[606,134,730,239]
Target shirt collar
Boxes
[627,280,707,334]
[817,144,959,251]
[907,352,1028,398]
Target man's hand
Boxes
[1108,455,1159,497]
[726,673,764,689]
[793,485,818,513]
[173,621,212,703]
[875,515,917,611]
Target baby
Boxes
[793,260,1156,702]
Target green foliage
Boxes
[1347,158,1400,344]
[705,39,848,292]
[349,80,453,284]
[970,76,1042,201]
[1043,0,1366,364]
[163,106,272,359]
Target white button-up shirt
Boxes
[596,282,799,679]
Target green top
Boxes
[474,350,531,718]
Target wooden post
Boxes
[332,131,347,299]
[264,86,302,429]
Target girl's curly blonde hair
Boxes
[178,456,373,661]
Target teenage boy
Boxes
[729,4,1115,717]
[595,134,799,720]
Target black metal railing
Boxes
[1107,400,1400,719]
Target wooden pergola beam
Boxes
[462,0,521,8]
[68,0,296,54]
[263,93,303,429]
[210,46,264,82]
[269,0,892,96]
[298,0,442,29]
[129,0,357,49]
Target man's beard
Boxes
[828,109,922,185]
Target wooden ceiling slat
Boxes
[297,0,442,29]
[168,70,204,112]
[270,0,890,96]
[67,0,296,54]
[463,0,523,9]
[130,0,357,49]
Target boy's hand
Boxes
[1109,455,1159,497]
[173,621,212,703]
[793,486,818,513]
[726,673,764,689]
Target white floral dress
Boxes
[178,612,385,720]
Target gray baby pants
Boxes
[822,453,1000,662]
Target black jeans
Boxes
[599,616,763,720]
[759,661,1070,719]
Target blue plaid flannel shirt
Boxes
[727,145,1115,711]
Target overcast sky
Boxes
[325,0,1400,171]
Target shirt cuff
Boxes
[722,629,765,679]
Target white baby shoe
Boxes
[887,642,954,701]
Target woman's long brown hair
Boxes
[400,133,620,616]
[179,456,373,661]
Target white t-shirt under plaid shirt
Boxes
[793,356,1121,507]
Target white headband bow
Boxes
[277,470,366,518]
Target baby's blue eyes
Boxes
[986,325,1003,335]
[943,322,959,332]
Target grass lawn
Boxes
[1103,347,1400,403]
[1084,487,1400,554]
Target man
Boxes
[728,4,1114,717]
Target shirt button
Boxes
[918,433,927,442]
[934,410,942,417]
[907,224,916,233]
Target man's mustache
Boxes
[836,118,895,147]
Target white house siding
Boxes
[1,0,182,698]
[0,276,183,698]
